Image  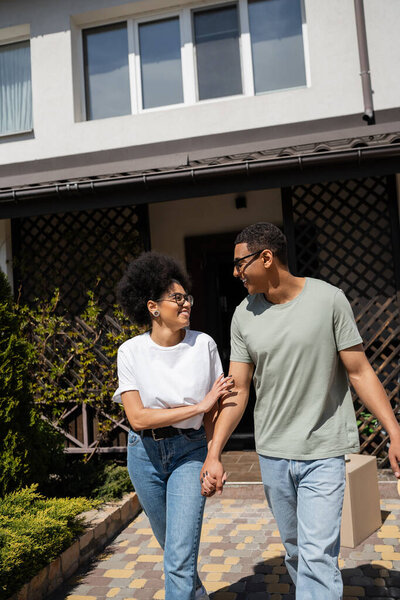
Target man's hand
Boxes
[388,436,400,478]
[200,456,226,496]
[199,362,253,497]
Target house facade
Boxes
[0,0,399,453]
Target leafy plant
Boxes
[0,484,98,600]
[16,289,143,446]
[0,271,64,496]
[92,462,133,501]
[357,411,378,436]
[44,457,133,501]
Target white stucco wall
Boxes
[0,0,383,167]
[149,188,282,265]
[364,0,400,112]
[0,220,13,288]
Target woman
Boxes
[114,252,231,600]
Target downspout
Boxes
[354,0,375,124]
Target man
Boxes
[201,222,400,599]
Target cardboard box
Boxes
[340,454,382,548]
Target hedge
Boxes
[0,485,98,600]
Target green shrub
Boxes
[1,276,139,497]
[92,462,133,501]
[0,485,98,600]
[0,272,64,496]
[44,457,133,501]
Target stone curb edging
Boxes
[8,492,141,600]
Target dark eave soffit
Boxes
[1,113,400,219]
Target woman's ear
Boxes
[147,300,159,318]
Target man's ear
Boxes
[261,249,274,268]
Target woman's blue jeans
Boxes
[259,455,346,600]
[127,428,207,600]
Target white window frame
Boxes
[0,25,33,137]
[77,27,87,122]
[79,18,132,122]
[190,1,245,104]
[301,0,312,89]
[180,8,197,105]
[134,10,186,113]
[238,0,255,97]
[77,0,309,121]
[246,0,310,96]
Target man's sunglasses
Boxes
[233,250,262,271]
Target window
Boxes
[139,17,183,109]
[80,0,308,120]
[193,5,242,100]
[248,0,306,94]
[83,22,131,120]
[0,40,32,135]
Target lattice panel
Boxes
[34,313,134,454]
[290,176,400,467]
[12,203,149,314]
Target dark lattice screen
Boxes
[12,203,150,314]
[287,176,400,466]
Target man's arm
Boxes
[203,403,219,449]
[340,344,400,477]
[201,361,254,495]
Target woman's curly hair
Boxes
[117,252,191,326]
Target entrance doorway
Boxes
[185,231,255,448]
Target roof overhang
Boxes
[1,110,400,218]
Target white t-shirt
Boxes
[113,329,223,430]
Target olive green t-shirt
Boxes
[230,278,362,459]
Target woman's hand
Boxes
[198,374,234,413]
[122,375,234,430]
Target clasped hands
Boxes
[200,456,226,496]
[200,373,236,496]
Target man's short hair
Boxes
[235,222,288,266]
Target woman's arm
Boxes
[122,374,232,430]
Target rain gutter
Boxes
[0,142,399,206]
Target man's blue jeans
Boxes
[127,428,207,600]
[259,455,346,600]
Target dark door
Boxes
[185,231,255,448]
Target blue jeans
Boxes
[127,428,207,600]
[259,455,346,600]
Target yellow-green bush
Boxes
[0,485,98,600]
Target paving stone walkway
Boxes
[49,486,400,600]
